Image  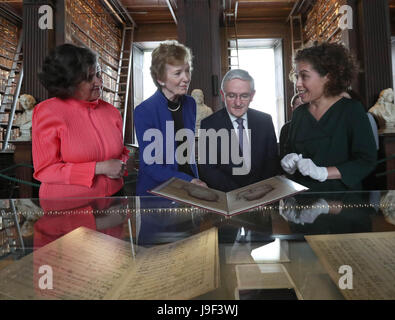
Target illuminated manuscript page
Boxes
[105,227,219,299]
[0,227,135,299]
[305,231,395,300]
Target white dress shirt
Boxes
[226,109,250,142]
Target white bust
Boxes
[191,89,213,136]
[369,88,395,129]
[15,94,36,141]
[380,191,395,226]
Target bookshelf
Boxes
[303,0,347,46]
[0,15,21,152]
[0,200,21,259]
[64,0,123,109]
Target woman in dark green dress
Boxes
[281,42,377,191]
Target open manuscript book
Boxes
[150,176,308,216]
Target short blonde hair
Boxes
[150,40,193,88]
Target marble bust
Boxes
[368,88,395,129]
[380,190,395,226]
[191,89,213,136]
[15,94,36,141]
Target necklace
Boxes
[168,103,181,112]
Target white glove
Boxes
[279,198,299,223]
[280,198,329,225]
[281,153,302,175]
[297,158,328,182]
[298,198,330,224]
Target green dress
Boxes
[284,98,377,191]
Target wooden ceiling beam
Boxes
[120,0,297,26]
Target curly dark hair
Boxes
[292,42,357,97]
[38,43,98,99]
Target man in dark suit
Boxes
[198,69,279,192]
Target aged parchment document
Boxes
[0,227,218,300]
[0,227,134,300]
[305,231,395,300]
[104,226,218,299]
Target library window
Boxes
[230,39,285,141]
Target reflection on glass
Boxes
[380,191,395,226]
[251,238,289,263]
[279,192,374,236]
[33,197,130,249]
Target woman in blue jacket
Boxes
[134,40,207,196]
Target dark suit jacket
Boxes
[199,107,279,192]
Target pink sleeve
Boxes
[120,146,130,163]
[32,104,96,188]
[121,147,130,177]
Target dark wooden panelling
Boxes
[390,0,395,35]
[13,141,33,198]
[134,23,177,42]
[379,131,395,190]
[358,0,393,109]
[0,152,16,199]
[236,2,295,22]
[22,0,55,103]
[177,0,222,109]
[55,0,66,46]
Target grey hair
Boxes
[221,69,255,92]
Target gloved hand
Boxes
[297,158,328,182]
[279,198,330,225]
[280,153,302,175]
[279,197,299,223]
[298,198,330,224]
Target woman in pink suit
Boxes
[32,43,129,199]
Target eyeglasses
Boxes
[87,64,102,82]
[96,64,102,78]
[225,93,252,101]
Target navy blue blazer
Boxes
[134,90,199,196]
[199,107,279,192]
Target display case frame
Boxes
[0,190,395,300]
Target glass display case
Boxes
[0,190,395,300]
